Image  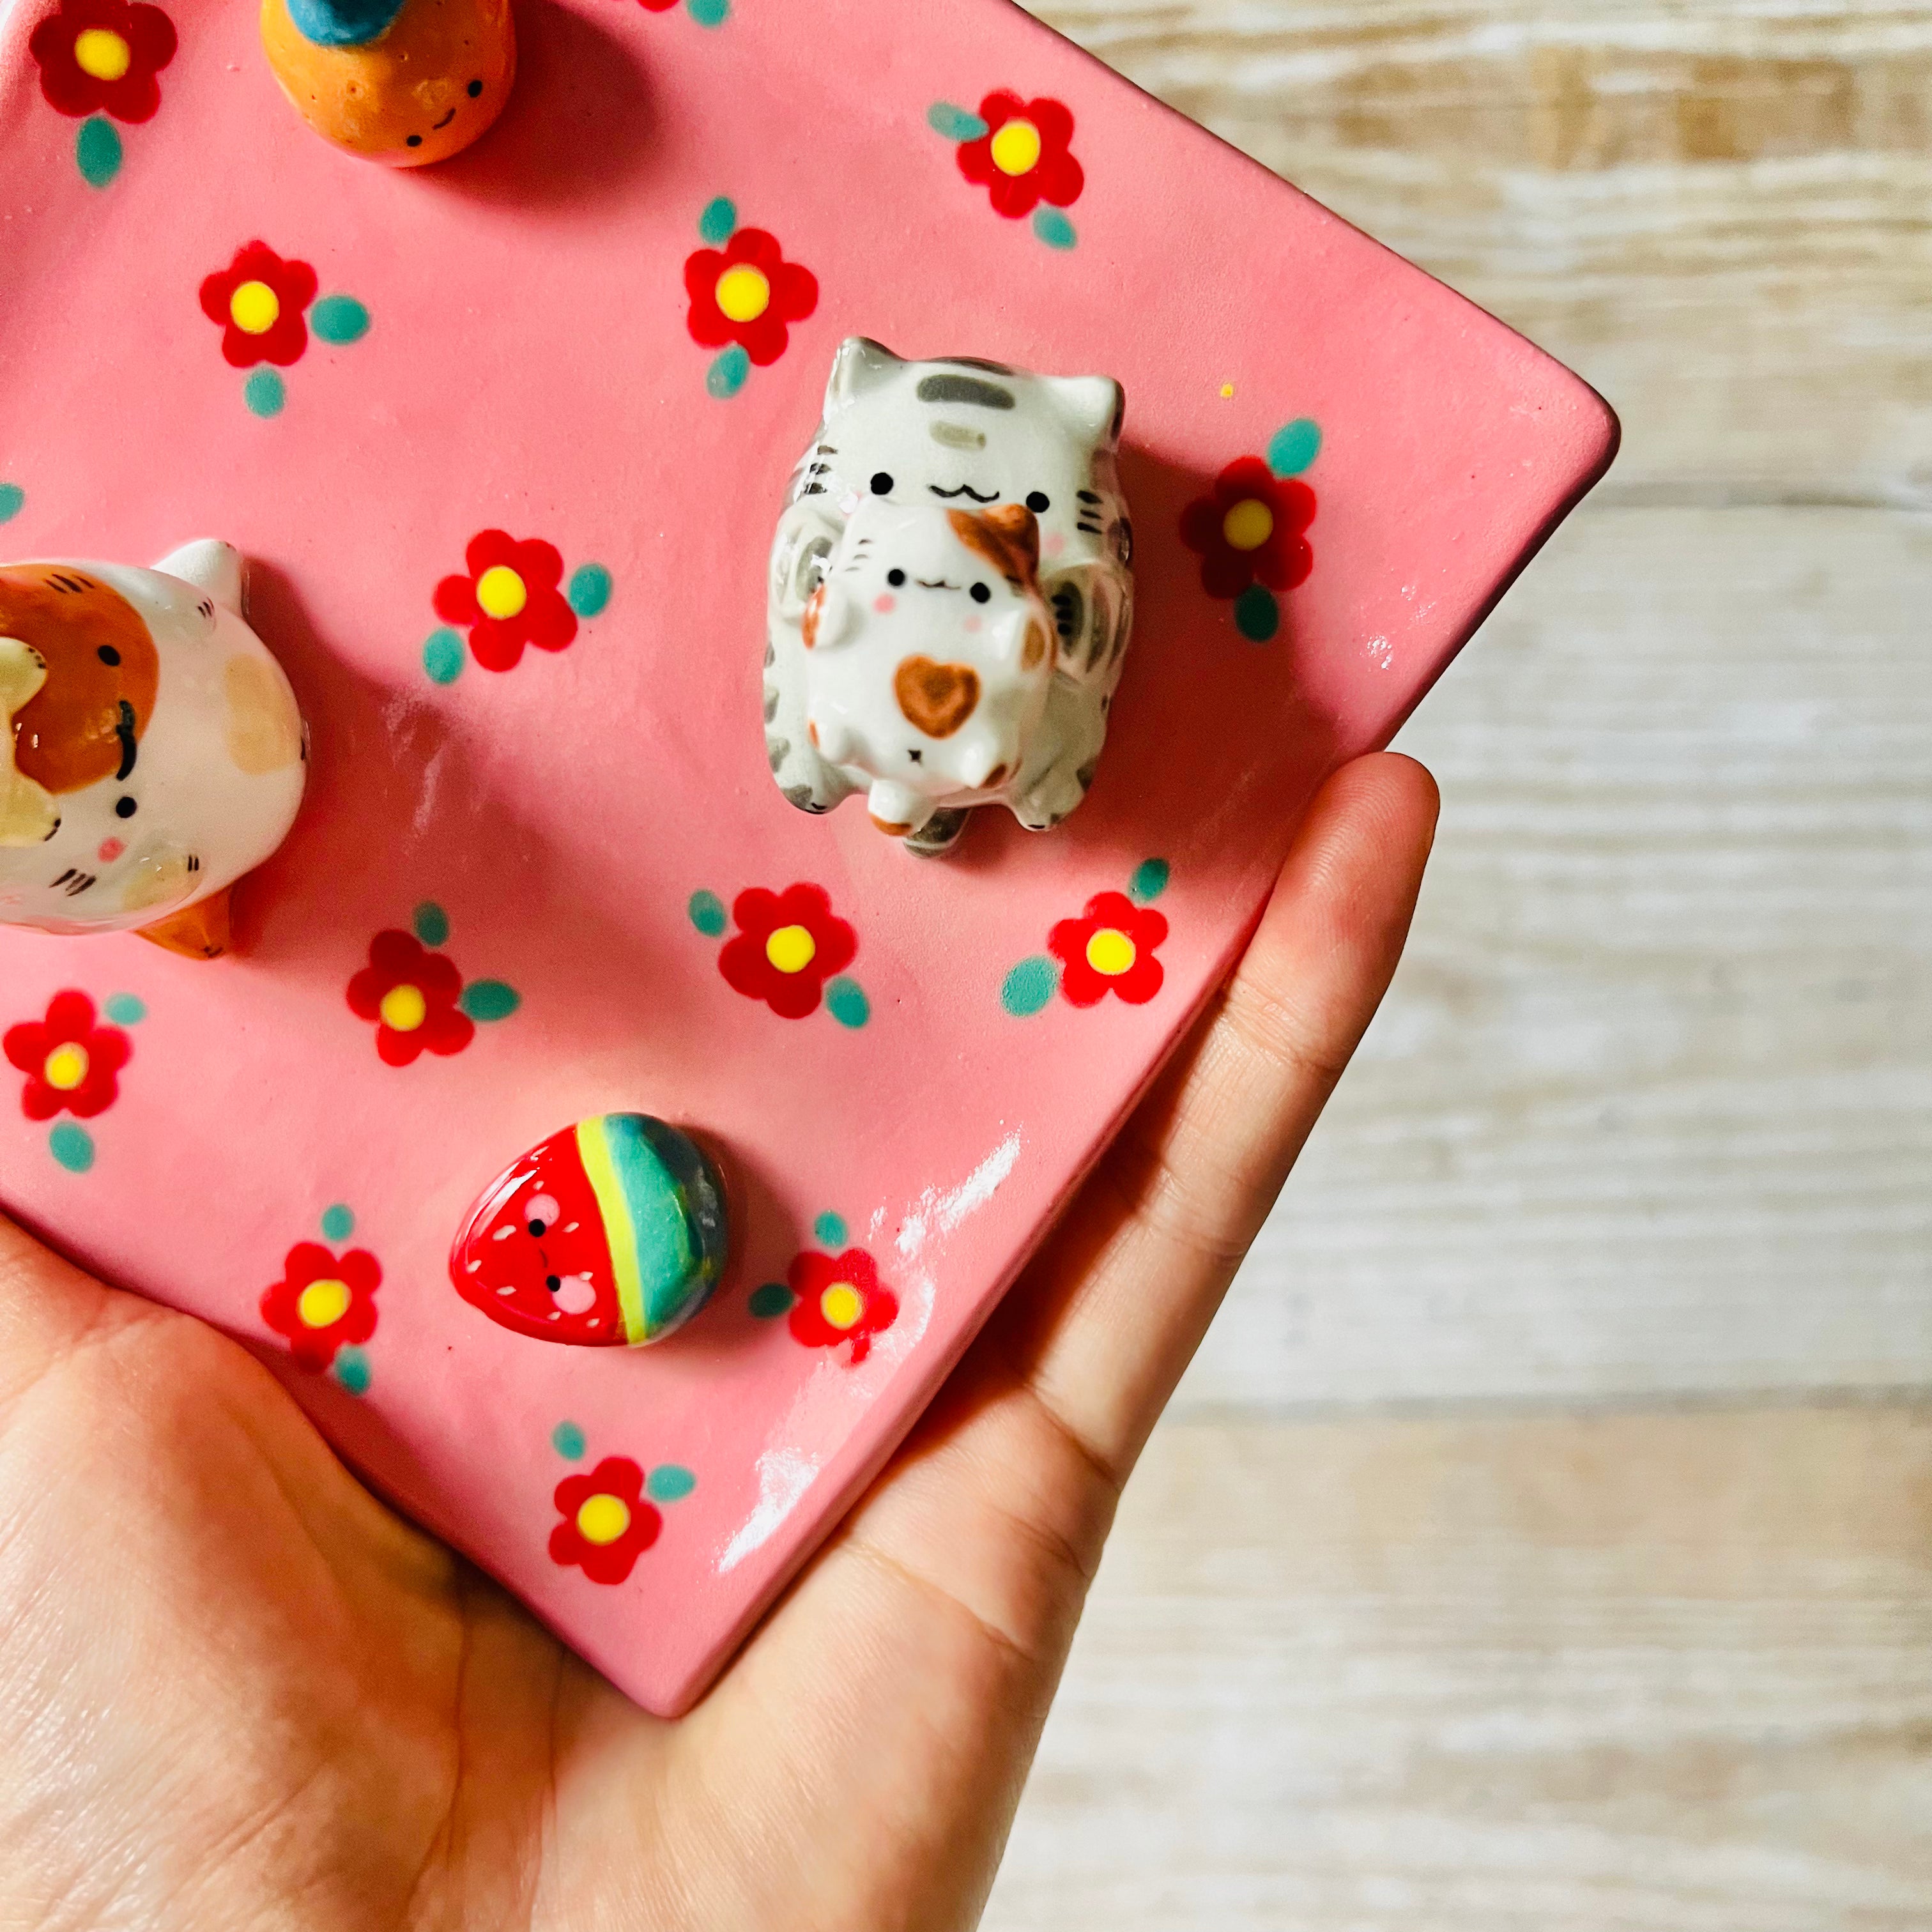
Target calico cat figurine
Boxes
[765,339,1134,855]
[795,496,1060,841]
[0,540,307,958]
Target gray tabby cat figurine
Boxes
[765,339,1134,855]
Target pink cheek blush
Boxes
[873,593,897,614]
[555,1275,599,1315]
[96,838,124,863]
[962,615,983,634]
[1043,532,1067,559]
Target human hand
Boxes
[0,751,1436,1932]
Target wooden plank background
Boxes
[986,0,1932,1922]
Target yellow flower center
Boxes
[229,280,281,336]
[1086,928,1137,977]
[820,1284,864,1330]
[475,565,528,620]
[296,1277,351,1328]
[42,1043,89,1091]
[765,924,816,974]
[576,1494,631,1545]
[1222,499,1275,552]
[715,264,772,324]
[990,118,1043,176]
[379,984,427,1032]
[73,27,132,80]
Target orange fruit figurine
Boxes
[260,0,514,167]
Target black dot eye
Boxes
[1026,491,1051,514]
[545,1274,562,1292]
[114,796,136,818]
[869,472,894,496]
[406,133,422,146]
[528,1218,548,1237]
[97,645,120,666]
[467,77,482,96]
[886,568,906,588]
[970,583,992,604]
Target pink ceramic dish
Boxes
[0,0,1615,1713]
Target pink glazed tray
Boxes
[0,0,1616,1712]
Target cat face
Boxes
[801,500,1055,813]
[790,341,1129,576]
[0,544,305,935]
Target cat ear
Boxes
[806,581,858,651]
[153,540,245,615]
[1049,375,1124,449]
[981,503,1040,581]
[951,505,1039,587]
[825,338,905,414]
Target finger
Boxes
[720,757,1435,1709]
[996,749,1439,1480]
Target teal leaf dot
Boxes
[423,627,464,684]
[707,346,750,399]
[825,977,870,1029]
[698,195,737,244]
[459,980,521,1022]
[686,0,728,22]
[311,295,371,345]
[243,369,286,418]
[320,1203,355,1243]
[552,1420,587,1460]
[49,1123,94,1172]
[1002,956,1059,1017]
[567,563,612,618]
[813,1211,848,1249]
[0,484,22,524]
[413,901,450,947]
[927,102,988,142]
[688,889,727,937]
[333,1347,372,1395]
[103,993,146,1025]
[1234,585,1280,643]
[1267,418,1322,477]
[75,116,121,188]
[1130,858,1171,903]
[748,1282,795,1319]
[1032,208,1077,250]
[647,1464,697,1503]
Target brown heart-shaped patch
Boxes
[894,656,981,739]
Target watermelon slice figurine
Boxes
[450,1114,730,1347]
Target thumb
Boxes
[0,1209,155,1414]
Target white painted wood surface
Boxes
[984,1,1932,1922]
[1191,504,1932,1409]
[993,1411,1932,1929]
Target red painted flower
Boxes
[1048,890,1167,1008]
[550,1456,661,1584]
[684,229,818,368]
[198,241,318,370]
[957,91,1084,219]
[29,0,176,123]
[719,883,857,1020]
[1179,457,1317,601]
[260,1241,380,1370]
[4,990,130,1121]
[347,931,474,1066]
[786,1248,899,1365]
[433,530,577,672]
